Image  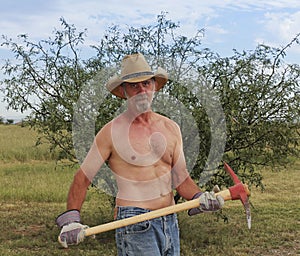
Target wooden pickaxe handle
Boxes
[84,184,250,237]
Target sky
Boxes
[0,0,300,121]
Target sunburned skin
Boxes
[111,114,167,167]
[81,111,190,210]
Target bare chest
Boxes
[111,125,174,166]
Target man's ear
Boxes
[119,86,126,98]
[153,80,158,91]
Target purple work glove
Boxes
[56,210,88,248]
[188,191,224,216]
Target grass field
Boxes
[0,124,299,255]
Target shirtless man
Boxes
[56,53,224,255]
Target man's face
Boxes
[122,79,156,113]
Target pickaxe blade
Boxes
[224,161,252,229]
[244,199,251,229]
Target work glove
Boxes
[56,210,88,248]
[188,190,224,216]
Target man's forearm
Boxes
[176,176,201,200]
[66,169,91,210]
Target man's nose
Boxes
[136,83,147,92]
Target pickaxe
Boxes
[223,161,251,229]
[83,162,251,237]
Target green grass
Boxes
[0,125,57,162]
[0,124,299,255]
[0,162,73,202]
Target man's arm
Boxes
[170,121,223,214]
[176,175,201,200]
[66,168,91,210]
[170,121,201,200]
[56,123,113,248]
[56,168,91,248]
[65,122,113,211]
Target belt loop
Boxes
[114,206,118,220]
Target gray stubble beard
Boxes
[126,91,154,114]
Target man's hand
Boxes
[188,191,224,216]
[56,210,88,248]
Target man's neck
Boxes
[124,109,154,125]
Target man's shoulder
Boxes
[154,113,180,132]
[154,112,177,123]
[95,120,113,139]
[96,114,128,138]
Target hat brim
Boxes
[106,67,168,99]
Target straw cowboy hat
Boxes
[106,53,168,99]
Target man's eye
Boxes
[130,84,138,88]
[142,80,151,86]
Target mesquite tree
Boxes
[1,19,93,160]
[1,14,299,196]
[198,41,300,188]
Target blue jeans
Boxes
[115,206,180,256]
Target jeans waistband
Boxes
[116,206,177,221]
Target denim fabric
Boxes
[115,206,180,256]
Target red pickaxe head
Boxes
[224,161,251,229]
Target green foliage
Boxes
[1,18,92,162]
[1,13,299,193]
[198,41,300,188]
